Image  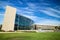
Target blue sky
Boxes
[0,0,60,26]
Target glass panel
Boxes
[14,14,34,30]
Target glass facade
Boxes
[14,14,34,30]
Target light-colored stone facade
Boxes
[34,25,55,29]
[33,25,56,32]
[1,6,16,31]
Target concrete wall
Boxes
[1,6,16,31]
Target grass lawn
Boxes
[0,32,60,40]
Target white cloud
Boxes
[35,19,60,26]
[18,0,23,4]
[27,3,36,8]
[48,8,60,14]
[0,14,4,16]
[39,8,60,18]
[0,1,14,9]
[27,3,40,10]
[22,7,35,12]
[17,8,34,16]
[26,2,51,10]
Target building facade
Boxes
[33,25,55,32]
[1,6,34,31]
[14,14,34,30]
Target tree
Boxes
[0,25,2,30]
[58,26,60,30]
[55,26,60,32]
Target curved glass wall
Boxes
[14,14,34,30]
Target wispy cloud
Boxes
[48,8,60,14]
[0,14,4,16]
[18,0,23,4]
[0,1,9,8]
[35,19,60,26]
[40,8,60,18]
[27,3,37,9]
[17,8,34,16]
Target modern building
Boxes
[1,6,34,31]
[14,14,34,30]
[33,25,55,32]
